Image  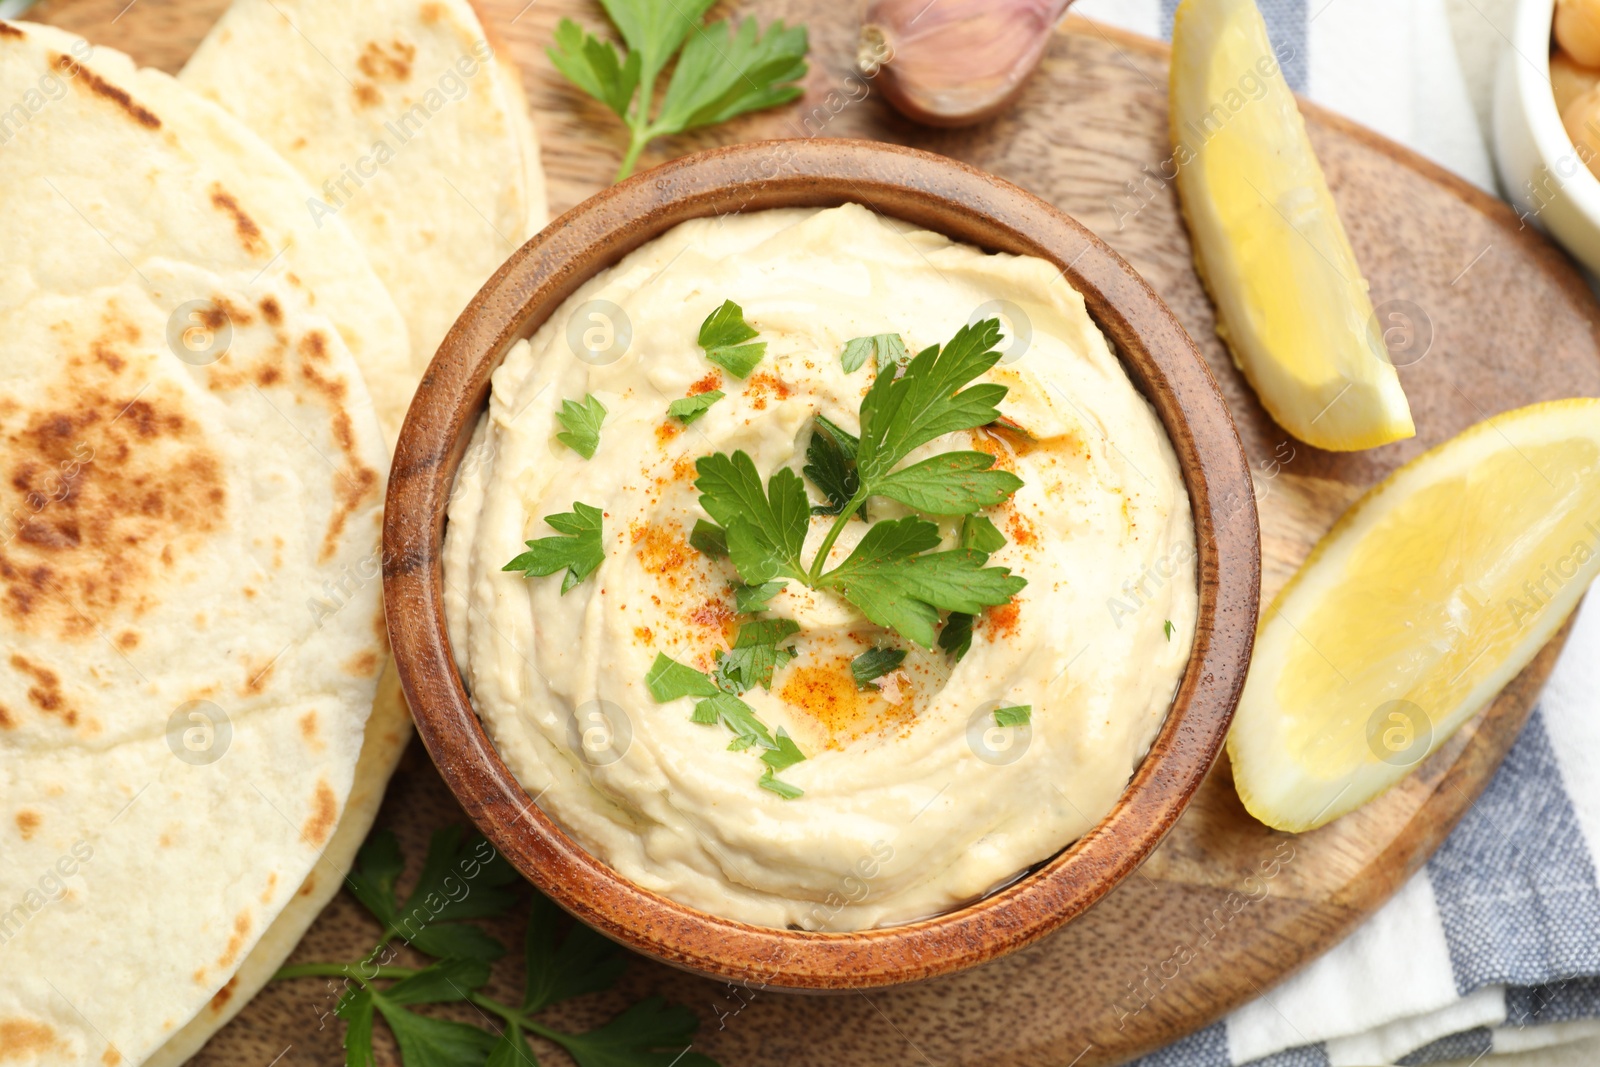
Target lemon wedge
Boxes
[1229,400,1600,832]
[1171,0,1415,451]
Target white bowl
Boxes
[1494,0,1600,271]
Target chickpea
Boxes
[1556,0,1600,67]
[1552,48,1600,114]
[1561,86,1600,175]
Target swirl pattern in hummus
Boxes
[445,205,1196,930]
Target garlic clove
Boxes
[860,0,1075,127]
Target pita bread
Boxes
[142,670,411,1067]
[15,21,415,445]
[181,0,550,377]
[490,37,550,240]
[0,22,388,1066]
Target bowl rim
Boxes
[383,138,1260,990]
[1512,0,1600,214]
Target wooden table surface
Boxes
[27,0,1600,1063]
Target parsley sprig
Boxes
[556,395,607,459]
[692,320,1026,648]
[275,827,718,1067]
[840,333,908,374]
[503,502,605,594]
[803,415,859,517]
[712,617,800,694]
[993,704,1032,727]
[645,618,807,796]
[548,1,808,181]
[732,580,784,612]
[668,390,723,425]
[850,647,906,690]
[698,300,767,378]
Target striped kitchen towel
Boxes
[1126,600,1600,1065]
[1068,0,1600,1064]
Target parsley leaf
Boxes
[961,514,1008,555]
[653,18,809,135]
[688,518,727,559]
[840,333,908,373]
[1164,619,1175,641]
[758,768,804,799]
[760,728,806,772]
[404,923,506,964]
[485,1027,534,1067]
[382,958,492,1005]
[694,452,808,583]
[820,517,1026,648]
[850,647,906,689]
[804,418,859,516]
[993,704,1032,727]
[733,580,785,612]
[346,828,516,962]
[645,652,721,702]
[854,319,1010,485]
[549,2,806,181]
[595,0,714,90]
[938,612,975,662]
[556,997,720,1067]
[557,394,607,459]
[523,911,720,1067]
[522,892,627,1013]
[668,390,723,424]
[873,451,1023,515]
[840,336,875,374]
[549,17,642,118]
[815,413,859,455]
[990,414,1035,440]
[694,692,778,752]
[406,827,520,925]
[943,518,1008,661]
[503,502,605,594]
[713,618,800,694]
[698,300,766,378]
[336,987,376,1067]
[374,995,498,1065]
[343,830,404,927]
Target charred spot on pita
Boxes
[208,185,265,253]
[52,53,159,128]
[357,39,416,81]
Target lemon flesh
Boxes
[1229,400,1600,832]
[1170,0,1415,452]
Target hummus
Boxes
[444,204,1197,930]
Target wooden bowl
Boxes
[383,139,1261,990]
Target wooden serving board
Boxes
[29,1,1600,1063]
